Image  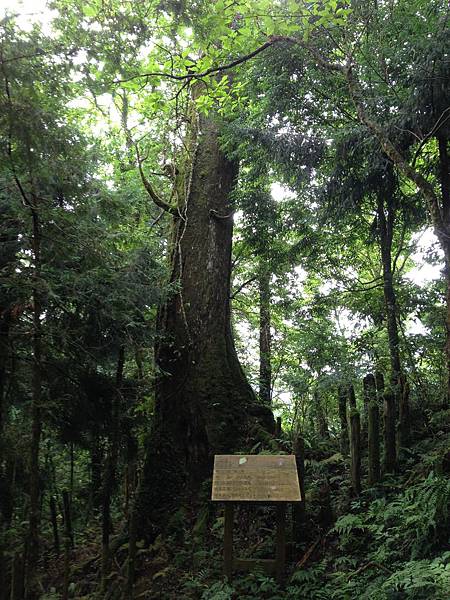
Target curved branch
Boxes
[114,39,279,84]
[135,145,178,215]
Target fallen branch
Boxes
[295,536,321,569]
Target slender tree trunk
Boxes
[0,216,18,600]
[26,207,43,600]
[377,191,402,390]
[438,136,450,407]
[338,385,348,455]
[100,346,124,592]
[259,259,272,404]
[377,189,402,467]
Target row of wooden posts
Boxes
[343,372,410,495]
[284,372,410,544]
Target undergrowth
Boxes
[139,430,450,600]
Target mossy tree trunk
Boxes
[350,410,361,496]
[368,401,380,485]
[137,101,274,537]
[362,374,377,442]
[383,392,396,473]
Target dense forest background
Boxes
[0,1,449,598]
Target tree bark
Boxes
[137,99,274,537]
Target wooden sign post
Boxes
[211,455,302,583]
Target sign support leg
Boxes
[224,503,234,579]
[275,503,286,584]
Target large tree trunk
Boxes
[137,103,274,537]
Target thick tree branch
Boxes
[135,144,178,215]
[230,276,257,299]
[114,38,280,84]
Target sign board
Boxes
[211,455,301,502]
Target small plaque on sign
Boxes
[211,455,301,502]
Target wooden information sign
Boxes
[212,455,301,502]
[211,455,302,583]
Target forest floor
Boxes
[43,410,450,600]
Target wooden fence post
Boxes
[347,384,356,409]
[350,410,361,496]
[223,504,234,579]
[362,374,376,441]
[368,401,380,485]
[383,393,396,472]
